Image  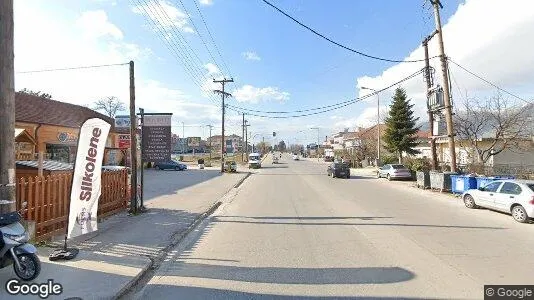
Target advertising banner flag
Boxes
[67,118,111,238]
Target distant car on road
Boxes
[292,154,300,160]
[154,160,187,171]
[462,179,534,223]
[377,164,412,180]
[248,153,262,169]
[224,161,237,173]
[327,162,350,179]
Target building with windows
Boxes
[15,92,121,165]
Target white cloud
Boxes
[233,85,290,103]
[13,1,219,139]
[132,0,194,33]
[355,0,534,124]
[204,63,220,75]
[76,10,123,40]
[199,0,214,6]
[242,51,261,61]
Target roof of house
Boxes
[16,160,73,171]
[15,128,37,144]
[15,92,114,129]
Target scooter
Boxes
[0,202,41,281]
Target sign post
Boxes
[139,112,172,209]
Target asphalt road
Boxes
[133,153,534,299]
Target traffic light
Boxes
[273,132,276,137]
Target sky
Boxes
[14,0,534,146]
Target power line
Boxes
[260,0,437,63]
[134,0,220,105]
[447,58,531,104]
[193,0,234,79]
[227,68,424,115]
[226,68,425,118]
[16,62,128,74]
[176,0,222,73]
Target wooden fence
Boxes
[16,170,129,241]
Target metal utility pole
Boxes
[245,120,249,161]
[181,121,185,154]
[139,108,145,211]
[310,127,320,162]
[0,0,16,214]
[129,60,138,214]
[241,113,245,162]
[213,78,233,173]
[206,125,213,165]
[423,31,439,171]
[431,0,457,172]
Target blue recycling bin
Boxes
[475,176,515,189]
[451,175,478,194]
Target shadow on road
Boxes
[143,169,222,201]
[212,217,506,230]
[219,216,393,220]
[156,264,415,285]
[139,285,449,300]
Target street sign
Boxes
[142,114,172,162]
[118,134,130,149]
[188,137,201,147]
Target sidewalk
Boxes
[0,170,249,300]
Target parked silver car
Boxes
[462,179,534,223]
[377,164,412,180]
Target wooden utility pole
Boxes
[129,60,138,214]
[431,0,457,172]
[213,78,233,173]
[423,30,439,171]
[0,0,16,214]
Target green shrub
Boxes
[404,157,431,172]
[381,154,397,165]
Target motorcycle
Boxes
[0,202,41,281]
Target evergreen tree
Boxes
[383,87,420,163]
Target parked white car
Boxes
[462,180,534,223]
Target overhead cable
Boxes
[261,0,436,63]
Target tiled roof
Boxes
[15,92,114,129]
[16,160,73,171]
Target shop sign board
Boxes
[142,114,172,162]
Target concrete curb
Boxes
[234,172,251,189]
[114,201,223,300]
[114,172,251,299]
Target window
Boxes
[392,164,406,169]
[482,181,502,193]
[527,184,534,192]
[499,182,522,195]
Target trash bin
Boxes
[416,171,430,189]
[451,175,477,194]
[430,171,458,192]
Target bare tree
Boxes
[93,96,126,118]
[454,93,532,164]
[19,88,52,99]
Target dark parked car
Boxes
[154,160,187,171]
[327,163,350,179]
